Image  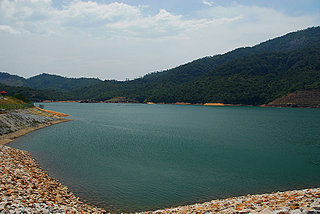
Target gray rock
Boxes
[0,109,56,135]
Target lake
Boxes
[10,103,320,212]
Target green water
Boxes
[11,103,320,212]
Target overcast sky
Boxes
[0,0,319,80]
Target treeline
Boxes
[0,83,73,102]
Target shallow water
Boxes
[11,103,320,212]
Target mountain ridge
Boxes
[72,26,320,105]
[0,26,319,106]
[0,72,102,91]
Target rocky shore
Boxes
[0,107,106,213]
[143,188,320,214]
[0,108,56,135]
[0,145,105,213]
[0,108,71,145]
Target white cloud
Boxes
[203,0,214,7]
[0,0,241,38]
[0,25,20,34]
[0,0,319,80]
[0,0,318,40]
[0,0,144,36]
[105,9,220,38]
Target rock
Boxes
[259,207,274,214]
[290,210,302,214]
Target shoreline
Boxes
[0,118,71,145]
[142,187,320,213]
[39,100,320,109]
[0,145,106,213]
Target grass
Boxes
[0,96,33,110]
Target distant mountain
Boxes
[0,73,102,91]
[1,26,319,106]
[0,73,28,87]
[73,26,320,105]
[127,26,320,87]
[27,73,102,91]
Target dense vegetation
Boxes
[1,26,319,105]
[146,44,320,105]
[0,83,73,101]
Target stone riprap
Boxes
[0,145,105,213]
[143,188,320,214]
[0,108,57,135]
[0,108,71,145]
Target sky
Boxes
[0,0,319,81]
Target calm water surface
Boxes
[11,103,320,212]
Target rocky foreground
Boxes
[0,145,105,213]
[143,189,320,214]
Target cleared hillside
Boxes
[266,90,320,108]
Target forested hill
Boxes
[0,83,72,102]
[1,26,319,105]
[0,73,102,91]
[73,26,320,105]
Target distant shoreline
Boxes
[38,100,320,109]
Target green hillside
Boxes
[0,83,73,102]
[27,73,102,91]
[0,73,27,87]
[0,96,27,110]
[73,26,320,105]
[152,45,320,105]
